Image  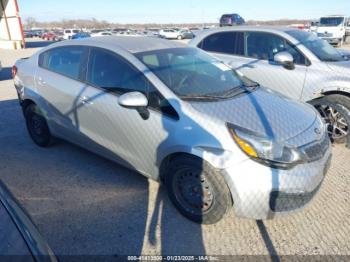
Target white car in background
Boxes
[91,31,112,37]
[63,29,81,40]
[159,29,180,39]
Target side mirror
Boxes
[118,91,148,108]
[274,51,295,70]
[118,91,150,120]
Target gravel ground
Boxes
[0,39,349,259]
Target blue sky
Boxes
[18,0,350,24]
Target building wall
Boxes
[0,0,24,49]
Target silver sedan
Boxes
[14,36,331,224]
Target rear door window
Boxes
[39,46,87,80]
[199,32,244,56]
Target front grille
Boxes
[300,135,330,162]
[269,183,322,212]
[318,33,333,37]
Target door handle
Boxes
[37,77,46,86]
[80,96,93,105]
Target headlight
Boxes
[227,123,304,169]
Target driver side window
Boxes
[87,48,148,94]
[246,32,307,65]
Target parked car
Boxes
[220,13,245,27]
[42,31,64,41]
[177,29,195,40]
[158,29,180,39]
[90,29,105,34]
[24,30,34,38]
[309,21,320,34]
[0,180,57,261]
[41,31,55,41]
[91,31,112,37]
[13,36,332,224]
[30,29,44,37]
[191,27,350,144]
[317,15,349,47]
[144,28,160,37]
[112,28,128,34]
[63,29,81,40]
[72,32,91,39]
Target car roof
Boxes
[62,36,187,53]
[200,25,295,34]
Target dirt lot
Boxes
[0,40,350,259]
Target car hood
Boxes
[188,88,317,143]
[327,60,350,74]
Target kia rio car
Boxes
[13,37,332,224]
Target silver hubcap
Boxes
[317,105,348,140]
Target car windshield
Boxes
[320,17,344,27]
[286,30,346,62]
[136,48,257,100]
[221,15,233,23]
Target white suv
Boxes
[63,29,81,40]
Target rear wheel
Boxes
[312,95,350,144]
[24,104,53,147]
[177,35,183,40]
[165,155,232,224]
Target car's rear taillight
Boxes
[12,66,18,78]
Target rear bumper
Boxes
[222,147,332,220]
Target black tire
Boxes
[311,95,350,144]
[165,155,232,224]
[24,104,53,147]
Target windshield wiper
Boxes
[242,82,260,88]
[180,94,226,101]
[181,83,259,101]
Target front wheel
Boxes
[312,95,350,144]
[165,155,232,224]
[177,35,183,40]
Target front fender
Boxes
[158,144,247,171]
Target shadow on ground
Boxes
[0,99,205,257]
